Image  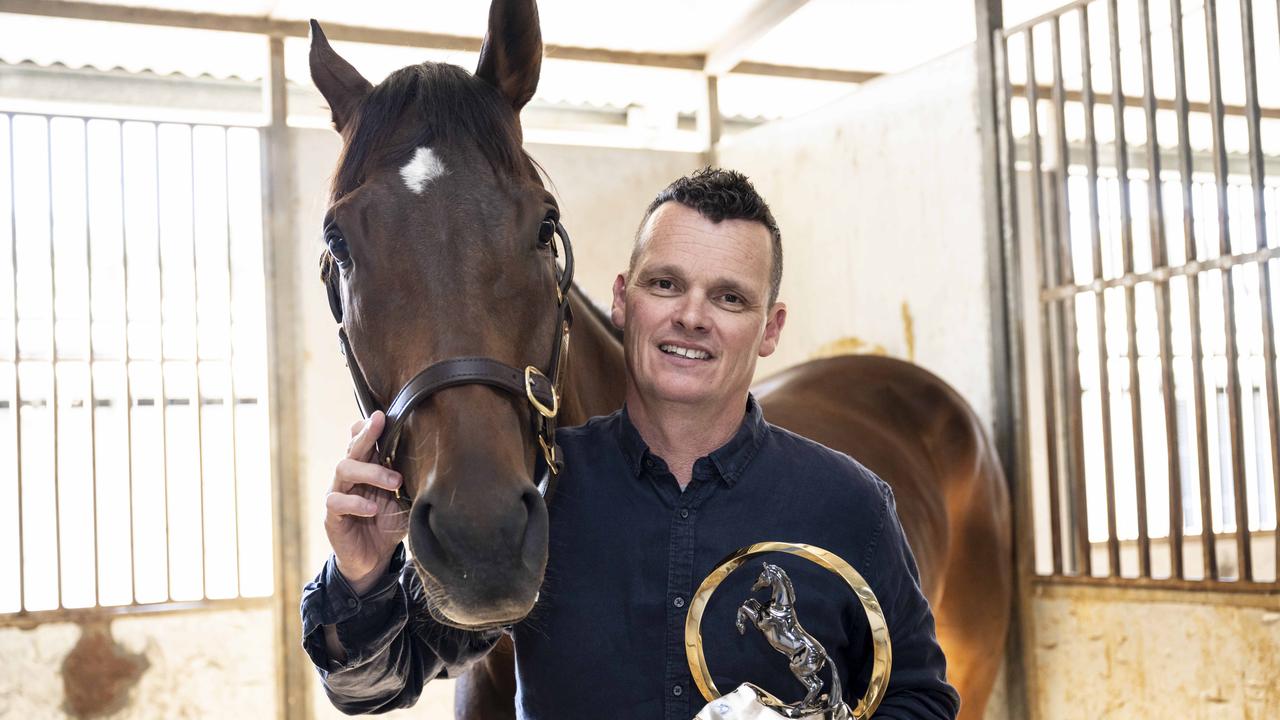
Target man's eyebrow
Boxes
[637,264,758,300]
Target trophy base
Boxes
[692,684,852,720]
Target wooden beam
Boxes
[0,0,876,84]
[704,0,811,76]
[260,33,309,720]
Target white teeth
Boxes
[660,344,710,360]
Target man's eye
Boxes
[722,293,742,305]
[655,279,674,290]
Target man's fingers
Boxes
[350,419,365,438]
[334,457,402,493]
[346,411,386,461]
[326,491,379,518]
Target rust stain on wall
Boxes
[900,301,915,362]
[61,620,149,718]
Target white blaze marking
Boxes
[399,146,445,194]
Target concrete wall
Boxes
[0,607,276,719]
[718,46,997,428]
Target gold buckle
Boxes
[538,435,559,475]
[525,365,559,418]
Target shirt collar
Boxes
[616,394,768,487]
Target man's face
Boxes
[611,202,786,411]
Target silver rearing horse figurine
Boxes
[736,562,843,709]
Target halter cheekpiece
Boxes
[325,219,575,502]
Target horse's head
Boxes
[311,0,565,628]
[752,562,785,593]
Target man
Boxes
[301,169,959,719]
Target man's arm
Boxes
[301,543,503,714]
[859,485,961,720]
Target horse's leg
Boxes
[792,659,823,708]
[736,599,762,634]
[454,635,517,720]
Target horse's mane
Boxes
[330,62,531,202]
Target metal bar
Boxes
[1004,0,1093,35]
[153,124,172,600]
[992,16,1038,719]
[118,121,136,604]
[1138,0,1184,579]
[46,116,63,608]
[1078,5,1108,576]
[1012,85,1280,121]
[1025,28,1065,575]
[1203,0,1252,580]
[1033,571,1280,596]
[1041,244,1280,300]
[7,114,25,610]
[1171,0,1217,579]
[223,127,240,598]
[1108,0,1150,577]
[1240,0,1279,583]
[188,128,207,598]
[0,594,272,630]
[82,119,99,604]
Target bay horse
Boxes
[309,1,1011,717]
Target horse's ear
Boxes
[475,0,543,112]
[309,19,372,133]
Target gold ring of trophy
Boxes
[684,542,892,720]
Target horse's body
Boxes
[456,294,1011,719]
[308,1,1010,716]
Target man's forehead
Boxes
[636,203,772,274]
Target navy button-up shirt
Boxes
[302,397,959,719]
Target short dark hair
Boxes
[631,167,783,306]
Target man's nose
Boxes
[673,293,710,332]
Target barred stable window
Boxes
[997,0,1279,588]
[0,112,274,619]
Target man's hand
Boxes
[325,412,406,596]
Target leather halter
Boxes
[325,220,575,502]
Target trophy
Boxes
[684,542,892,720]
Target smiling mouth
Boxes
[659,343,713,361]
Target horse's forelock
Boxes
[330,62,531,203]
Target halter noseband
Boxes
[325,220,575,502]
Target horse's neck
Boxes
[560,286,626,426]
[770,576,795,612]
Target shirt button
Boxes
[673,596,685,608]
[679,509,689,519]
[672,684,683,697]
[345,598,358,609]
[643,457,655,470]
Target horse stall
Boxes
[0,1,1276,719]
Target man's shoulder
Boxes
[555,410,620,447]
[759,422,892,505]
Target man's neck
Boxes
[625,390,748,488]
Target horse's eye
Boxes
[537,219,556,247]
[327,230,350,266]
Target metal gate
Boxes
[995,0,1280,590]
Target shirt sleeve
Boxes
[860,484,961,720]
[299,543,503,714]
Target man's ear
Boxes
[758,303,787,358]
[309,19,372,133]
[475,0,543,112]
[610,273,628,331]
